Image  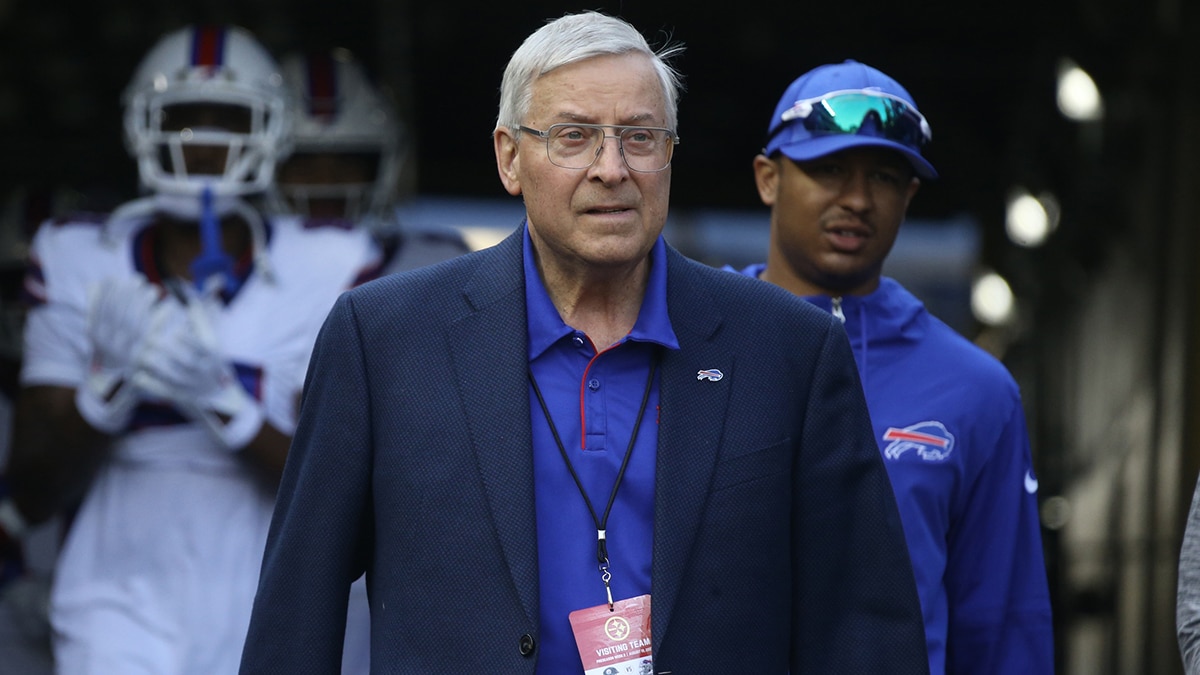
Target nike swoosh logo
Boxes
[1024,470,1039,494]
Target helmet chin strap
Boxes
[102,190,275,290]
[190,184,238,296]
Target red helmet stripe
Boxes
[190,25,227,67]
[306,52,339,119]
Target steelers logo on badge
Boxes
[604,615,631,641]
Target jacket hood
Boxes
[734,264,930,390]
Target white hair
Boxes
[495,11,685,134]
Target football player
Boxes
[270,49,472,675]
[7,25,380,673]
[272,48,470,272]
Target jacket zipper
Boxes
[831,296,845,323]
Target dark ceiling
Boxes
[0,0,1173,274]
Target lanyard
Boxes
[528,356,657,610]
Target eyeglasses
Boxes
[518,123,680,173]
[774,89,931,149]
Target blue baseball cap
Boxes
[764,60,937,179]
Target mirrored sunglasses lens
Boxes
[805,95,925,146]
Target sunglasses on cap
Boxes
[773,89,932,149]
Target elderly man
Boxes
[239,14,928,674]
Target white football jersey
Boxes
[23,209,380,466]
[21,205,380,674]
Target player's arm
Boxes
[232,369,307,483]
[230,413,291,484]
[7,264,159,525]
[0,389,90,580]
[7,384,112,525]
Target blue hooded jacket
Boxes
[739,267,1054,675]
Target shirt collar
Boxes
[524,223,679,360]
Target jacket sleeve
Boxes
[945,401,1054,674]
[791,318,929,673]
[1179,476,1200,674]
[240,292,374,673]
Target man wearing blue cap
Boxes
[737,60,1054,674]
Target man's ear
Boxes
[494,127,522,196]
[905,175,921,207]
[752,154,780,207]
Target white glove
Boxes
[131,293,264,451]
[76,276,162,434]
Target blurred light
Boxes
[1005,188,1060,247]
[457,225,509,251]
[971,271,1016,326]
[1041,495,1071,530]
[1056,60,1103,121]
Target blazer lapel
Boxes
[651,250,733,651]
[448,230,541,626]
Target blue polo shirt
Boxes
[524,229,679,674]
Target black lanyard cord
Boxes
[528,356,658,566]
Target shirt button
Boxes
[572,335,586,348]
[587,379,600,391]
[519,633,536,657]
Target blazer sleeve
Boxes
[240,292,374,674]
[791,318,930,674]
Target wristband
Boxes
[211,399,265,452]
[182,396,265,453]
[75,373,137,435]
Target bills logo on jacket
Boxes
[882,421,955,462]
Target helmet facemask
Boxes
[122,25,292,199]
[275,145,384,221]
[270,49,403,229]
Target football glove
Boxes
[76,276,162,434]
[131,291,263,451]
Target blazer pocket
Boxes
[709,439,791,493]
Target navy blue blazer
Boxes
[240,226,928,674]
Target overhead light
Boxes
[971,271,1016,327]
[1056,59,1104,121]
[1006,188,1060,248]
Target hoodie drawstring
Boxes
[832,296,869,391]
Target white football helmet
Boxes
[272,49,404,225]
[122,25,291,198]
